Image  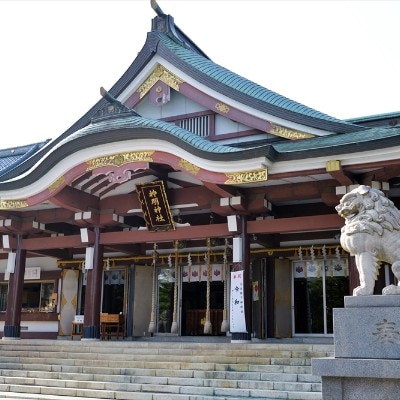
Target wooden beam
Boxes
[326,160,354,186]
[20,214,343,251]
[361,166,400,185]
[202,182,238,198]
[51,185,99,212]
[248,214,343,234]
[0,218,21,233]
[23,234,84,251]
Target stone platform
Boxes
[312,295,400,400]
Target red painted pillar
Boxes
[82,227,104,340]
[3,234,26,339]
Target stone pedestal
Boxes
[312,295,400,400]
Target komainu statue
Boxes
[336,185,400,296]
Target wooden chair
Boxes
[100,313,124,340]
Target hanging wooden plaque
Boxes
[136,180,175,232]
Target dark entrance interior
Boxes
[102,270,125,314]
[181,281,224,336]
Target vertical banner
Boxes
[230,271,247,333]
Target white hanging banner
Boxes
[182,265,190,282]
[212,264,222,281]
[201,265,209,282]
[230,271,247,333]
[190,265,201,282]
[182,264,224,282]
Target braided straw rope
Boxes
[171,240,179,333]
[148,243,158,333]
[221,238,229,333]
[204,238,212,334]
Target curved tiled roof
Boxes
[0,106,398,191]
[155,32,364,134]
[345,111,400,124]
[0,141,50,178]
[0,3,368,183]
[272,126,400,160]
[69,114,243,155]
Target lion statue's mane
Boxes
[336,185,400,296]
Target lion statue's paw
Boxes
[353,286,374,296]
[382,284,400,295]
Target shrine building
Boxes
[0,1,399,341]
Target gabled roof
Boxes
[153,32,363,134]
[0,1,366,183]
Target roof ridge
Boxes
[155,32,365,134]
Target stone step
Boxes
[0,382,322,400]
[0,369,322,389]
[0,361,320,385]
[0,340,330,399]
[0,340,333,356]
[0,367,321,384]
[0,351,322,368]
[0,346,332,358]
[0,391,278,400]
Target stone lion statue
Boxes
[336,185,400,296]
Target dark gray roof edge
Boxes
[272,126,400,161]
[346,111,400,124]
[0,122,276,190]
[0,140,50,156]
[0,140,51,178]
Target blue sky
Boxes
[1,0,399,148]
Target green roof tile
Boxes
[157,34,357,128]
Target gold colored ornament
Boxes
[270,123,314,140]
[48,176,66,193]
[215,102,230,113]
[137,64,183,98]
[178,159,200,175]
[86,151,154,171]
[0,199,29,209]
[224,168,268,184]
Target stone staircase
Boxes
[0,339,332,400]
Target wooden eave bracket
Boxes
[0,218,21,233]
[203,182,238,198]
[21,219,46,234]
[74,210,100,226]
[51,185,99,212]
[247,194,272,214]
[2,234,17,251]
[326,160,354,186]
[211,195,248,216]
[99,212,125,226]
